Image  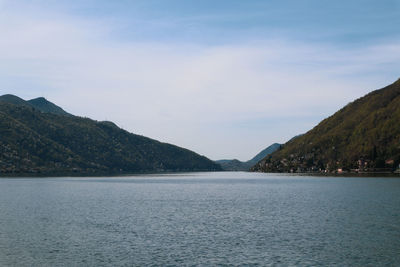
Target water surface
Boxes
[0,172,399,266]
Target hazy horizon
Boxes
[1,0,399,161]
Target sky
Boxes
[0,0,399,161]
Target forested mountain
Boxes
[215,159,252,171]
[216,143,281,171]
[27,97,71,116]
[0,95,221,175]
[252,79,400,173]
[249,143,281,164]
[0,94,71,116]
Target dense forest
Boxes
[0,95,221,176]
[252,79,400,173]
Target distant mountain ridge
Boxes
[0,94,28,106]
[28,97,71,116]
[0,94,221,175]
[252,79,400,173]
[216,143,281,171]
[249,143,281,164]
[0,94,71,116]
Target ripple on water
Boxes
[0,172,400,266]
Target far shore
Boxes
[1,170,400,178]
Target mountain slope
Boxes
[248,143,281,164]
[0,94,71,116]
[0,100,221,175]
[215,159,252,171]
[0,94,30,106]
[28,97,71,116]
[252,79,400,173]
[216,143,281,171]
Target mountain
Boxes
[251,79,400,173]
[0,94,30,106]
[216,143,281,171]
[248,143,281,164]
[0,95,221,175]
[215,159,252,171]
[28,97,71,116]
[0,94,71,116]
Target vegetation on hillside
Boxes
[216,143,281,171]
[252,79,400,173]
[27,97,71,116]
[0,97,221,175]
[0,94,71,116]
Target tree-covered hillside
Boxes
[0,97,221,175]
[216,143,281,171]
[0,94,71,116]
[252,79,400,173]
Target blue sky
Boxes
[65,0,400,44]
[0,0,400,160]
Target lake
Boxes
[0,172,399,266]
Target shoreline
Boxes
[1,170,400,178]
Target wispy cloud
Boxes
[0,1,399,160]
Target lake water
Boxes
[0,172,399,266]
